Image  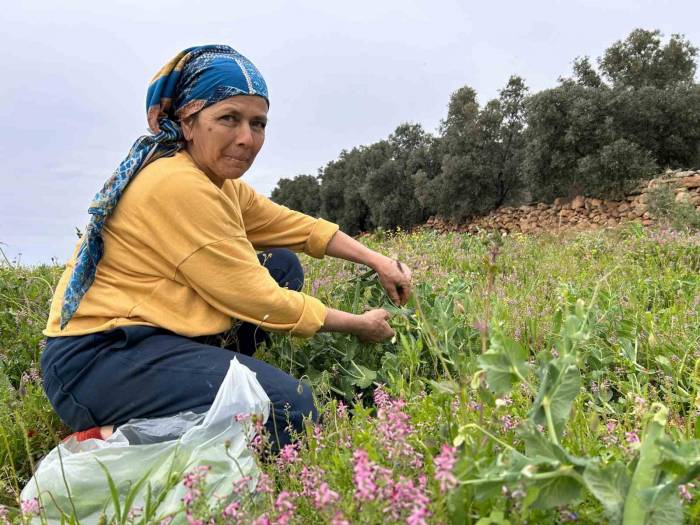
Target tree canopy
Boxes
[271,29,700,234]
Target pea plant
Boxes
[457,295,700,525]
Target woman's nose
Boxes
[236,122,254,147]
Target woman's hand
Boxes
[374,256,413,306]
[320,307,395,343]
[356,308,395,342]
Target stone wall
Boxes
[425,169,700,235]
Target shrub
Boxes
[576,139,658,199]
[270,175,321,217]
[646,181,700,230]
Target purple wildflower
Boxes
[680,483,695,502]
[500,415,518,432]
[331,512,350,525]
[373,385,392,410]
[222,501,240,519]
[353,449,378,502]
[272,491,296,525]
[276,443,299,468]
[433,444,458,493]
[20,498,41,517]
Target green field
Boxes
[2,225,700,524]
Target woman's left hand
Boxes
[374,256,412,306]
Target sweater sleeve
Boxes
[233,181,339,258]
[176,237,328,337]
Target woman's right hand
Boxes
[320,307,394,343]
[355,308,395,343]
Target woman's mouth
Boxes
[225,155,249,163]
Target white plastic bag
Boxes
[22,358,270,524]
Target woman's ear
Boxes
[181,115,196,142]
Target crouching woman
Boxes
[40,45,411,449]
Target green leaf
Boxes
[520,422,590,468]
[530,355,581,439]
[96,459,122,523]
[475,510,511,525]
[623,403,669,525]
[478,331,529,395]
[583,462,630,525]
[531,474,582,509]
[349,362,377,389]
[644,491,683,525]
[427,379,460,395]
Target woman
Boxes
[41,45,412,449]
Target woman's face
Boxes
[181,95,268,187]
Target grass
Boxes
[2,224,700,523]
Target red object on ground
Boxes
[62,427,103,443]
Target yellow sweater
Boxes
[44,151,339,339]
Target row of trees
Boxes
[271,29,700,234]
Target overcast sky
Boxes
[2,0,699,265]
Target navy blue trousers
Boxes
[41,248,315,449]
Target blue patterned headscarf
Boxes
[60,45,269,329]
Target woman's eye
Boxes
[220,115,238,122]
[252,121,267,130]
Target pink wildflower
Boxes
[252,515,271,525]
[680,483,695,502]
[272,491,296,525]
[376,398,422,466]
[256,472,273,494]
[625,431,640,444]
[231,475,253,495]
[433,444,458,493]
[301,466,340,509]
[126,506,143,521]
[407,505,430,525]
[353,449,378,502]
[250,433,265,453]
[234,413,250,422]
[312,424,326,449]
[316,482,340,508]
[500,415,518,432]
[0,506,9,525]
[185,515,204,525]
[336,401,348,419]
[300,466,322,497]
[20,498,41,517]
[181,465,210,515]
[330,511,350,525]
[276,443,299,468]
[252,514,272,525]
[473,319,488,335]
[383,475,431,522]
[183,466,211,488]
[223,501,241,519]
[467,400,482,412]
[182,489,200,507]
[373,384,392,410]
